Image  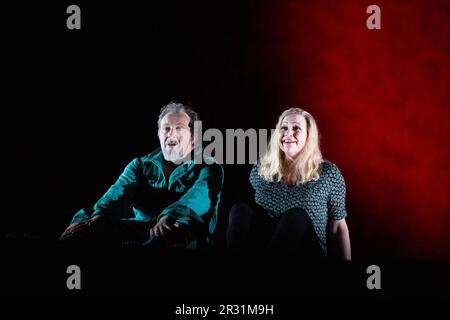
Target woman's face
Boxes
[279,114,308,160]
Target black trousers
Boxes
[60,218,197,248]
[227,202,325,257]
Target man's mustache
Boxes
[165,139,179,145]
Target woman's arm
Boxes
[328,218,351,261]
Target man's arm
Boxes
[88,158,141,218]
[62,158,141,236]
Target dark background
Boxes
[3,0,450,262]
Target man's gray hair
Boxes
[157,101,200,134]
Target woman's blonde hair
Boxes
[259,107,323,184]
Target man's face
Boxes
[279,114,308,160]
[158,112,194,164]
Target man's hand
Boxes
[149,215,177,238]
[61,215,105,237]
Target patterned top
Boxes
[249,161,347,255]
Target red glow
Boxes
[260,0,450,260]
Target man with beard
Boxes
[61,102,223,248]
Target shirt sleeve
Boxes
[327,164,348,221]
[70,158,141,224]
[158,163,224,225]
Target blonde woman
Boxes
[227,108,351,259]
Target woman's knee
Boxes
[229,202,252,215]
[228,202,254,224]
[227,202,255,249]
[279,207,311,225]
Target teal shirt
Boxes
[71,148,224,246]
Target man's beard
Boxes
[162,147,191,164]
